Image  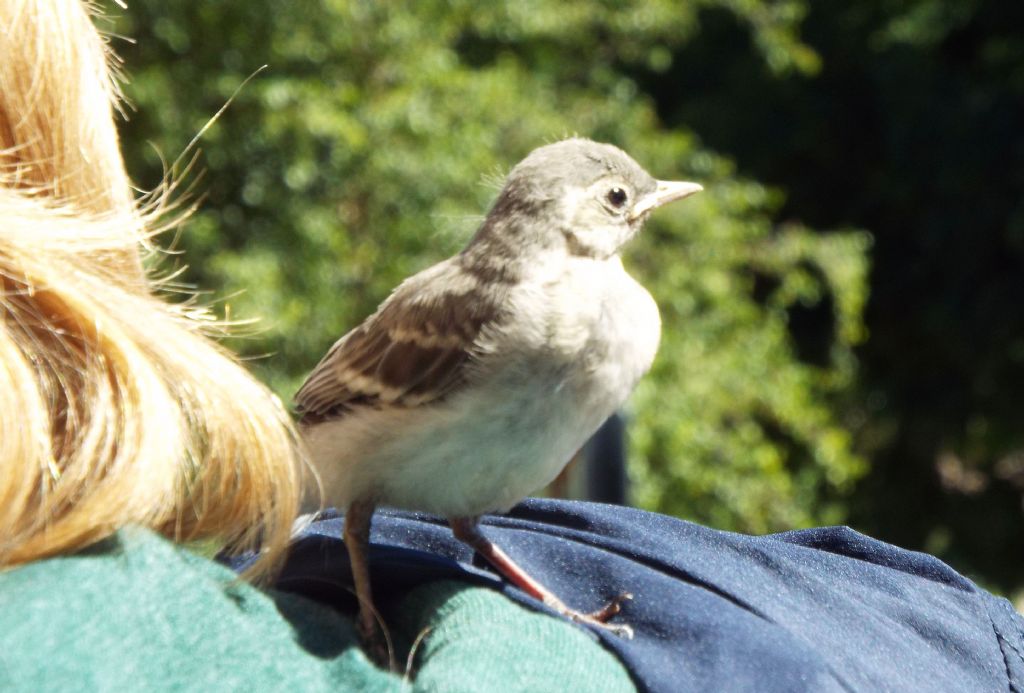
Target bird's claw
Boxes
[588,591,633,622]
[561,592,635,639]
[357,617,394,670]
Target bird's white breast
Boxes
[304,254,660,517]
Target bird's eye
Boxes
[606,187,628,209]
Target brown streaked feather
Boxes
[295,260,505,423]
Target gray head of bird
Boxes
[469,138,702,260]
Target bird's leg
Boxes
[344,500,392,667]
[449,516,634,638]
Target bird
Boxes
[295,137,701,650]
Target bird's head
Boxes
[472,138,702,260]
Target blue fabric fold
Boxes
[237,499,1022,692]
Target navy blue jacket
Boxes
[258,499,1023,692]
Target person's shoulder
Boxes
[0,526,243,629]
[0,527,389,692]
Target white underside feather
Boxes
[303,253,660,517]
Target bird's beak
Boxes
[631,180,703,220]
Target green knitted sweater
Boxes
[0,527,633,691]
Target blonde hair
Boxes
[0,0,304,578]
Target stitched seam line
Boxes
[989,607,1022,693]
[997,632,1023,693]
[1000,631,1024,661]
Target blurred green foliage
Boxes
[112,1,869,535]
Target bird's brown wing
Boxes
[295,262,506,423]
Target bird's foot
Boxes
[449,517,637,639]
[357,613,395,670]
[556,592,634,639]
